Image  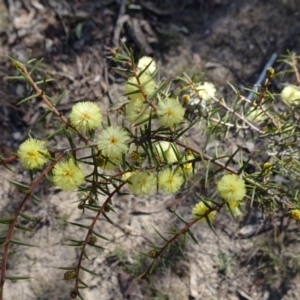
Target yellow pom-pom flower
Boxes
[137,56,157,75]
[18,138,49,170]
[124,73,156,101]
[281,85,300,106]
[195,82,216,101]
[127,170,156,195]
[181,152,195,175]
[126,98,152,124]
[154,141,178,163]
[121,171,133,181]
[192,201,216,220]
[246,107,267,123]
[157,98,185,127]
[291,209,300,221]
[217,174,246,202]
[98,126,130,159]
[226,201,242,217]
[69,101,102,131]
[158,168,183,193]
[52,159,85,191]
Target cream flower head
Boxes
[137,56,157,75]
[18,138,49,170]
[291,209,300,221]
[195,82,216,101]
[158,168,183,193]
[157,98,185,127]
[124,73,156,101]
[217,174,246,203]
[127,170,156,195]
[281,85,300,106]
[98,126,130,159]
[69,101,102,131]
[52,159,85,191]
[192,201,216,221]
[181,152,195,175]
[154,141,178,163]
[226,200,243,218]
[246,107,267,123]
[126,98,152,124]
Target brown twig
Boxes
[0,153,65,299]
[0,155,17,166]
[73,181,127,297]
[139,205,220,279]
[17,63,89,144]
[291,52,300,86]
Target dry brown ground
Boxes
[1,0,300,299]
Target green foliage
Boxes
[1,48,300,299]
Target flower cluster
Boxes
[195,82,216,101]
[246,107,267,123]
[217,174,246,216]
[157,98,185,127]
[127,170,156,195]
[126,98,152,124]
[281,85,300,106]
[158,168,183,193]
[137,56,157,75]
[192,201,216,221]
[98,126,130,163]
[18,138,49,170]
[124,73,156,101]
[154,141,178,163]
[69,101,102,131]
[52,159,85,191]
[291,209,300,221]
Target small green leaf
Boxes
[17,93,39,105]
[153,227,168,242]
[11,239,37,247]
[206,217,218,237]
[88,244,105,251]
[45,127,64,140]
[80,266,98,276]
[78,277,89,289]
[92,230,109,241]
[0,240,9,247]
[67,222,90,229]
[76,291,85,300]
[15,224,34,232]
[35,78,54,85]
[6,179,30,189]
[102,212,114,225]
[6,275,31,280]
[57,267,76,271]
[66,242,84,247]
[19,212,36,222]
[31,194,41,202]
[62,126,76,149]
[54,90,66,105]
[28,58,43,74]
[172,211,188,225]
[186,229,199,246]
[82,250,90,260]
[0,217,14,224]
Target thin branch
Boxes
[73,181,127,295]
[17,63,89,144]
[291,52,300,86]
[0,153,65,299]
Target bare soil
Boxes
[1,0,300,299]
